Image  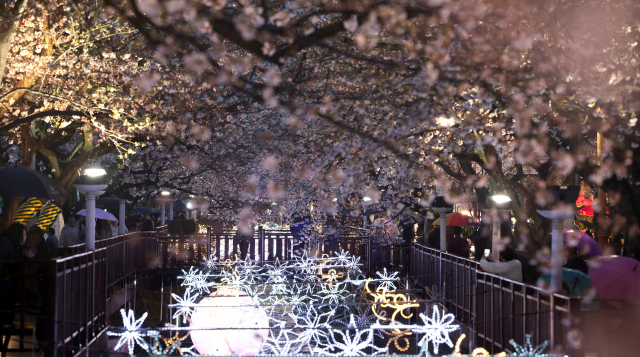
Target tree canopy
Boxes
[1,0,639,250]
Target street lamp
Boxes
[485,193,513,260]
[432,196,453,252]
[75,167,108,251]
[537,186,580,292]
[157,191,176,225]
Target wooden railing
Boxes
[410,243,582,356]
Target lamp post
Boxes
[486,193,513,261]
[158,191,175,226]
[74,168,108,251]
[432,196,453,252]
[187,201,194,220]
[537,186,580,292]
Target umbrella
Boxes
[432,212,476,226]
[96,197,133,213]
[589,256,640,301]
[130,206,153,216]
[76,208,117,222]
[0,166,64,199]
[173,201,187,211]
[562,229,602,256]
[539,268,593,297]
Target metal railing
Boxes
[1,231,158,357]
[410,243,582,356]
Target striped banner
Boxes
[35,203,62,231]
[14,197,44,224]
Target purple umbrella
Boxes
[589,256,640,301]
[76,208,118,222]
[563,229,602,256]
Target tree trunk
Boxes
[0,0,27,84]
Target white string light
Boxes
[109,250,552,357]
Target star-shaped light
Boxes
[375,268,400,290]
[509,334,550,356]
[415,306,460,354]
[170,289,198,323]
[107,309,150,355]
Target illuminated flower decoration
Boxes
[415,306,460,354]
[262,320,304,355]
[180,266,213,294]
[203,254,219,271]
[170,289,198,323]
[320,282,353,305]
[334,250,351,265]
[290,304,335,348]
[316,319,387,356]
[107,309,150,355]
[375,268,400,290]
[509,334,550,356]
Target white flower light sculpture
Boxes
[107,309,150,355]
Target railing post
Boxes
[207,227,212,258]
[569,298,585,357]
[550,294,556,351]
[367,236,372,273]
[259,227,265,262]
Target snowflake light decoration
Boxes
[202,254,218,270]
[170,289,199,323]
[107,309,150,355]
[290,304,335,349]
[415,306,460,354]
[315,318,387,356]
[375,268,400,290]
[180,266,213,294]
[509,334,550,356]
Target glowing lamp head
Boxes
[189,289,269,356]
[187,202,193,209]
[161,191,171,196]
[489,193,512,210]
[490,194,511,204]
[84,168,106,177]
[80,167,107,184]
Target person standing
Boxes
[142,213,155,231]
[59,216,86,247]
[479,245,523,282]
[45,228,59,257]
[448,226,470,258]
[426,226,441,250]
[106,220,126,237]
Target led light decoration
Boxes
[170,289,198,323]
[315,319,387,356]
[109,249,553,357]
[415,306,460,354]
[107,309,150,355]
[365,279,419,323]
[189,288,269,356]
[509,335,550,357]
[375,268,400,290]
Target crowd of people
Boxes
[417,223,596,293]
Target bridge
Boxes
[1,229,637,356]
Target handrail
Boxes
[410,242,581,356]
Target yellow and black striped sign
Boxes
[14,198,44,224]
[35,203,61,231]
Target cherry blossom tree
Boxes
[0,0,157,228]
